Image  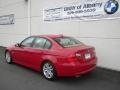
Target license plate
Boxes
[85,53,91,59]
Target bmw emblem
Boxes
[104,0,119,14]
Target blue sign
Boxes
[104,0,119,14]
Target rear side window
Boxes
[44,40,51,49]
[33,37,51,49]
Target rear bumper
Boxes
[56,58,97,77]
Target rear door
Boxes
[26,37,52,70]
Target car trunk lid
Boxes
[64,45,96,61]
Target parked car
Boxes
[5,34,97,80]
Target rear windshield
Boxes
[54,37,83,48]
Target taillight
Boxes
[67,53,78,62]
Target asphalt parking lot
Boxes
[0,46,120,90]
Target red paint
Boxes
[6,35,97,77]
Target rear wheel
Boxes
[5,51,12,64]
[42,62,57,80]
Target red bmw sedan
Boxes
[5,35,97,80]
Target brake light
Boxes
[67,54,78,62]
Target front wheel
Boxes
[42,62,57,81]
[5,51,12,64]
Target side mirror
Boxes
[15,43,20,47]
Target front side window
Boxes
[54,37,83,48]
[33,38,51,49]
[20,37,35,47]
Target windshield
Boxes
[54,37,83,48]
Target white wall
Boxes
[0,0,120,71]
[30,0,120,71]
[0,0,29,46]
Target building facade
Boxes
[0,0,120,71]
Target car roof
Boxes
[31,34,64,39]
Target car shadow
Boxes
[55,71,97,83]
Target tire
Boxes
[42,61,57,81]
[5,51,12,64]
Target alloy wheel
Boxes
[42,62,56,80]
[5,52,12,64]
